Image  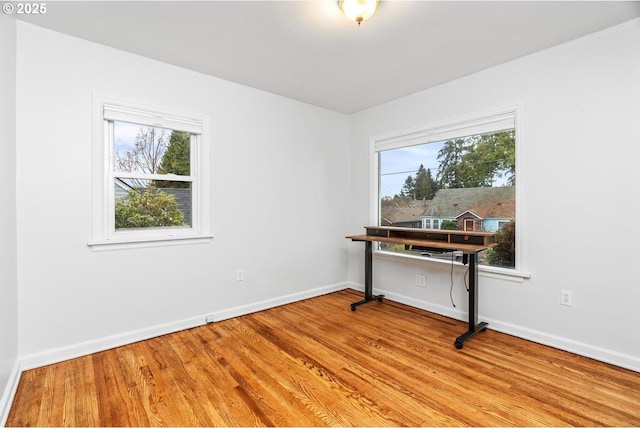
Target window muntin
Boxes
[374,110,518,270]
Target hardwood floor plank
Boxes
[470,335,640,425]
[7,368,45,426]
[213,317,348,426]
[142,334,223,426]
[93,349,146,426]
[250,310,467,425]
[62,356,99,427]
[178,329,275,427]
[246,317,410,425]
[170,330,248,426]
[262,299,521,425]
[7,290,640,426]
[38,363,66,426]
[240,316,395,426]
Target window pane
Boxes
[114,179,192,229]
[379,129,516,268]
[113,121,191,176]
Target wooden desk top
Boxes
[347,226,496,253]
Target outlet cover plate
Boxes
[560,290,572,306]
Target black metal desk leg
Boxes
[454,251,488,348]
[351,241,384,311]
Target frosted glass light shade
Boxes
[339,0,380,26]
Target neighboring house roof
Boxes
[381,199,425,226]
[459,198,516,219]
[163,187,192,224]
[423,187,515,218]
[114,178,135,199]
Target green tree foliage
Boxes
[401,175,415,198]
[485,221,516,267]
[155,131,191,188]
[115,187,185,229]
[401,165,439,200]
[440,220,459,230]
[435,138,467,188]
[437,130,515,188]
[414,165,438,200]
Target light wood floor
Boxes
[7,289,640,426]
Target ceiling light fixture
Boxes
[339,0,380,26]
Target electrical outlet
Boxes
[415,274,426,288]
[236,269,244,281]
[560,290,572,306]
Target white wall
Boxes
[15,22,350,366]
[348,19,640,371]
[0,14,19,425]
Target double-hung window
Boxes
[90,96,211,249]
[373,106,525,276]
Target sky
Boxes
[113,121,172,173]
[113,121,144,154]
[379,140,446,198]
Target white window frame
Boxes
[89,94,212,250]
[371,104,530,281]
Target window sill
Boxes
[374,250,531,283]
[88,234,213,251]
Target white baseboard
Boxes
[20,282,350,371]
[19,315,206,371]
[208,282,349,322]
[0,359,21,427]
[486,318,640,373]
[348,282,640,373]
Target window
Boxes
[497,220,510,230]
[374,107,522,272]
[90,96,211,249]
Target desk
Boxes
[347,226,496,349]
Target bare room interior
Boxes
[1,1,640,426]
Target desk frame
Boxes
[348,227,493,349]
[350,241,386,310]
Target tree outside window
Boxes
[113,122,193,230]
[379,129,516,268]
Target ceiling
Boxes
[14,1,640,114]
